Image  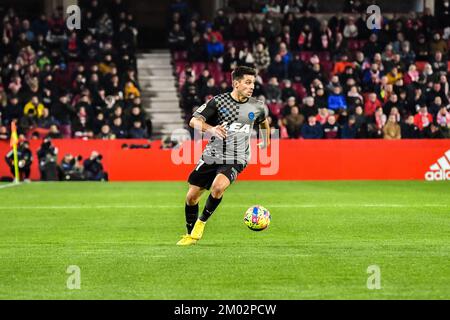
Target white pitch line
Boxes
[0,183,21,190]
[0,203,448,210]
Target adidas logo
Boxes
[425,150,450,181]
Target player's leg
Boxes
[199,173,230,222]
[190,172,233,240]
[185,184,205,234]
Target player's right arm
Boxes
[189,98,227,139]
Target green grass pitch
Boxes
[0,181,449,299]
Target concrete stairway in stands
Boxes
[137,50,184,139]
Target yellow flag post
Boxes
[10,121,20,183]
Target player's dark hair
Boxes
[231,66,256,82]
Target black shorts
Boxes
[188,160,246,190]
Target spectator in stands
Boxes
[364,92,382,116]
[262,12,282,42]
[341,115,357,139]
[267,54,286,80]
[37,108,58,129]
[4,95,22,126]
[430,51,448,75]
[47,124,63,139]
[0,124,9,141]
[205,25,225,60]
[221,46,239,72]
[415,34,430,61]
[399,41,416,67]
[265,77,282,103]
[300,96,318,119]
[168,23,186,51]
[436,106,450,138]
[98,124,115,140]
[401,115,419,139]
[288,54,304,83]
[430,32,448,56]
[327,86,347,111]
[127,106,146,128]
[366,107,385,138]
[128,120,148,139]
[200,78,219,102]
[51,93,75,138]
[414,105,433,135]
[281,96,297,117]
[316,107,329,125]
[343,16,358,39]
[230,13,250,40]
[181,84,201,121]
[111,117,128,138]
[301,115,323,139]
[238,44,255,68]
[383,115,401,139]
[429,96,444,117]
[19,110,37,134]
[281,80,297,102]
[323,115,340,139]
[283,106,304,139]
[23,96,45,118]
[214,9,231,40]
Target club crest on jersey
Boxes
[248,112,255,120]
[225,122,250,133]
[219,106,229,115]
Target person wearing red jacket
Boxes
[364,93,382,116]
[414,105,434,131]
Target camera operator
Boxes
[59,154,85,181]
[83,151,108,181]
[5,140,33,181]
[37,137,58,181]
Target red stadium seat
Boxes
[318,51,330,62]
[348,39,359,51]
[175,61,186,75]
[358,40,367,49]
[207,62,224,83]
[321,61,334,80]
[292,83,307,99]
[299,51,314,62]
[192,62,206,76]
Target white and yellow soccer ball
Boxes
[243,205,271,231]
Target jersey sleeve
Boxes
[255,102,269,125]
[193,98,218,123]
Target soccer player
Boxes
[177,66,270,246]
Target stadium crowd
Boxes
[170,0,450,139]
[0,0,152,143]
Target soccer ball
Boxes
[244,205,271,231]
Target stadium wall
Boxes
[1,140,450,181]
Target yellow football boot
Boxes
[176,234,198,246]
[190,219,206,240]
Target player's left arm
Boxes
[258,118,271,149]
